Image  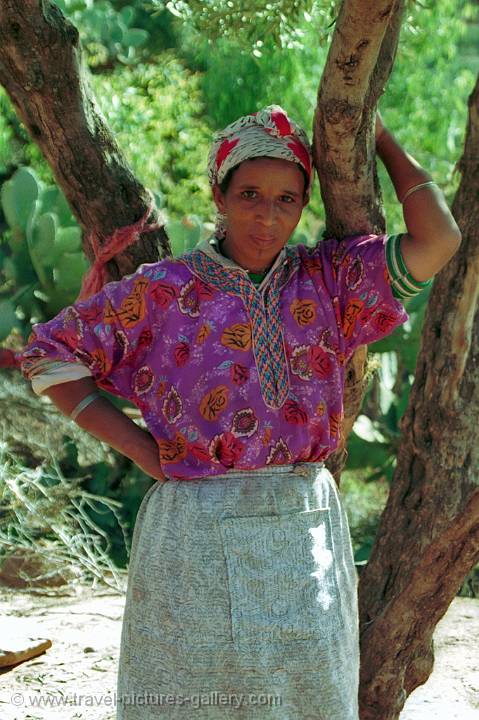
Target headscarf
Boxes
[207,104,314,240]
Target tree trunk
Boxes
[0,0,170,281]
[357,74,479,719]
[314,0,405,480]
[313,3,478,717]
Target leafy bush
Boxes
[151,0,335,49]
[90,57,213,220]
[0,368,158,583]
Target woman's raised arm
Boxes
[375,112,461,282]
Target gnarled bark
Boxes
[358,75,479,719]
[0,0,170,280]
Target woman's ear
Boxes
[212,184,226,213]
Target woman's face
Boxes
[212,156,308,272]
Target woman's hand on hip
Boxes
[135,454,167,482]
[128,433,167,483]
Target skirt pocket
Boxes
[218,507,343,646]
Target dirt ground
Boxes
[0,589,477,719]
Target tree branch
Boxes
[313,0,405,238]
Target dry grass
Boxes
[0,439,127,595]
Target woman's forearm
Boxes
[43,377,158,461]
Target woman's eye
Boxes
[240,191,295,203]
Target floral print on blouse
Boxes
[19,234,409,480]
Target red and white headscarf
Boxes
[207,104,314,240]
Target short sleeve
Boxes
[18,265,155,401]
[315,234,410,360]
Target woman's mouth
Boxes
[252,234,276,242]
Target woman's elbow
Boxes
[448,220,462,249]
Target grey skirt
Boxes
[116,463,360,719]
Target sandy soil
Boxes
[0,589,477,719]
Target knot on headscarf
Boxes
[207,104,314,240]
[76,189,163,302]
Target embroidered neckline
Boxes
[196,234,288,292]
[179,244,301,409]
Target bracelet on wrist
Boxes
[70,391,101,421]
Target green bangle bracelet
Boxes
[386,234,432,299]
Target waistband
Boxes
[182,461,327,482]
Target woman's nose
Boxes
[255,200,277,224]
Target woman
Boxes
[19,105,461,718]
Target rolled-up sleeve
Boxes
[18,266,155,401]
[28,360,93,396]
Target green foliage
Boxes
[165,214,205,255]
[151,0,338,50]
[175,20,330,237]
[458,564,479,598]
[173,0,476,240]
[1,166,39,233]
[0,86,56,185]
[90,57,213,219]
[0,168,211,340]
[340,468,389,562]
[346,288,432,486]
[0,96,15,176]
[0,54,215,331]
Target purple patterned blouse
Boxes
[19,234,409,480]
